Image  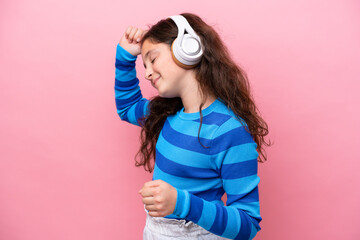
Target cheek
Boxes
[161,52,179,71]
[157,81,179,98]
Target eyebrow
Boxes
[143,49,158,69]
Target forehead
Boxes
[141,39,169,59]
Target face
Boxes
[141,39,188,98]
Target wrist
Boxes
[172,188,190,218]
[116,43,137,62]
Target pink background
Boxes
[1,0,359,239]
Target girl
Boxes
[115,13,269,240]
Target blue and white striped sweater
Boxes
[115,43,262,240]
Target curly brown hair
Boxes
[135,13,271,173]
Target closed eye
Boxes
[144,57,156,69]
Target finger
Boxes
[148,211,163,217]
[145,204,160,212]
[125,26,132,39]
[139,187,158,197]
[139,181,160,193]
[142,196,155,205]
[145,180,161,188]
[142,30,149,36]
[134,30,144,43]
[128,27,138,42]
[139,180,161,195]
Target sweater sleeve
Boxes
[114,43,150,126]
[172,119,262,240]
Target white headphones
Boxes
[169,15,204,68]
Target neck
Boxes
[179,71,216,113]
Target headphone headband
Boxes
[168,15,203,68]
[169,15,199,42]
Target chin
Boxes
[158,93,170,98]
[157,88,171,98]
[158,92,178,98]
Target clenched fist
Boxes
[139,179,177,217]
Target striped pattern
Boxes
[115,43,262,239]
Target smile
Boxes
[152,76,160,87]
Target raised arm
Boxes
[114,27,149,126]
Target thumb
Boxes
[138,180,159,194]
[147,180,162,187]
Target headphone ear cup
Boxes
[181,34,201,56]
[171,38,199,69]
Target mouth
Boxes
[152,76,160,87]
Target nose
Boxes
[144,67,153,81]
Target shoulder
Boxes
[211,99,249,137]
[210,101,255,153]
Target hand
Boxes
[119,26,148,57]
[139,179,177,217]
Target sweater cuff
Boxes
[172,189,191,218]
[116,43,137,62]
